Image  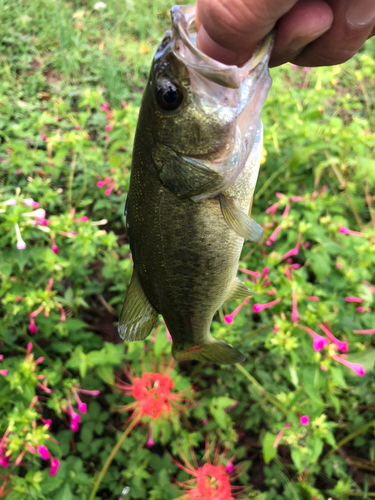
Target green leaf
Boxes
[96,364,114,385]
[262,432,277,464]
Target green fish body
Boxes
[119,6,273,364]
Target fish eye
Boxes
[156,81,183,111]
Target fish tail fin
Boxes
[172,337,245,365]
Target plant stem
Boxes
[254,162,288,201]
[235,363,288,417]
[88,419,137,500]
[323,419,375,460]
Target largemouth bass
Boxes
[118,5,273,364]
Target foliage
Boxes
[0,0,375,499]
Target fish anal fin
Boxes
[172,338,245,365]
[219,194,263,242]
[118,270,159,341]
[226,277,258,302]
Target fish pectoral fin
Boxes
[159,153,224,199]
[226,278,259,301]
[172,337,246,365]
[118,270,159,341]
[219,194,263,242]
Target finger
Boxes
[196,0,299,65]
[290,0,375,67]
[270,0,333,67]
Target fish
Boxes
[118,5,273,365]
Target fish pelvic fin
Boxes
[118,269,159,341]
[219,193,263,242]
[172,337,246,365]
[226,277,259,302]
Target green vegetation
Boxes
[0,0,374,499]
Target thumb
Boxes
[196,0,299,65]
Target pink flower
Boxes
[40,418,52,429]
[226,461,234,473]
[266,223,282,246]
[357,306,365,313]
[15,223,26,250]
[290,64,296,69]
[0,370,8,377]
[281,203,290,218]
[353,329,375,334]
[239,268,260,280]
[224,299,249,324]
[146,426,154,448]
[291,289,299,323]
[305,296,320,301]
[336,262,343,269]
[29,317,38,334]
[345,297,364,303]
[0,355,3,361]
[332,355,365,376]
[105,124,113,132]
[299,325,329,352]
[320,185,327,195]
[72,388,87,414]
[75,125,81,130]
[57,231,76,237]
[70,413,81,432]
[76,388,100,396]
[339,227,366,237]
[104,182,116,196]
[261,267,270,282]
[253,298,280,313]
[300,415,310,426]
[24,198,39,208]
[101,103,110,113]
[280,233,302,260]
[290,196,306,202]
[105,134,110,140]
[3,197,17,206]
[122,101,127,109]
[74,216,89,222]
[304,67,310,73]
[50,233,59,254]
[275,192,285,199]
[50,458,60,476]
[318,323,348,352]
[265,202,280,215]
[38,445,50,460]
[273,423,291,448]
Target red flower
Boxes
[174,443,244,500]
[114,360,190,427]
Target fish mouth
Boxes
[170,5,274,90]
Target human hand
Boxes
[195,0,375,67]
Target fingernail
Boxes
[346,0,375,27]
[288,29,329,54]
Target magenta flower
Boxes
[101,103,111,113]
[252,298,280,313]
[291,289,299,323]
[280,233,302,260]
[299,325,329,352]
[224,299,249,324]
[345,296,364,303]
[336,262,343,269]
[76,387,100,396]
[261,267,269,282]
[226,461,234,473]
[37,445,50,460]
[40,418,52,429]
[239,268,260,282]
[266,223,282,246]
[353,329,375,334]
[0,370,8,377]
[318,323,348,352]
[50,458,60,476]
[50,233,59,254]
[72,388,87,414]
[332,355,365,376]
[300,415,310,426]
[339,226,366,237]
[146,426,154,448]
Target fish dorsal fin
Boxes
[219,194,263,242]
[118,270,159,341]
[226,277,259,302]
